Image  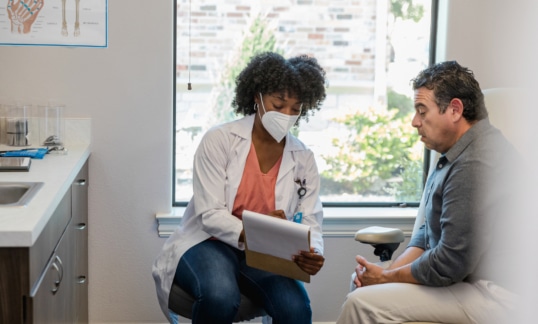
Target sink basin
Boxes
[0,182,44,207]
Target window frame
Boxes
[171,0,439,209]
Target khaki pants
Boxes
[336,279,517,324]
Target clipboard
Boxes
[242,210,311,282]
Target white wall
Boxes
[1,1,174,322]
[440,0,537,89]
[1,0,537,323]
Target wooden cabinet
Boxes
[0,160,89,324]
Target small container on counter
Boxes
[38,104,66,154]
[5,104,37,147]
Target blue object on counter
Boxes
[0,148,49,159]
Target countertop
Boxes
[0,143,91,247]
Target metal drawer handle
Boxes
[74,179,87,186]
[51,257,64,295]
[75,223,87,230]
[77,276,87,284]
[51,262,60,294]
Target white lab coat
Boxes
[152,114,324,321]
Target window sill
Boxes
[156,207,418,238]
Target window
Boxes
[173,0,435,207]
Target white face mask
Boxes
[257,93,301,143]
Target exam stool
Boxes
[168,282,268,322]
[355,226,405,262]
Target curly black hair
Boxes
[232,52,327,120]
[411,61,488,122]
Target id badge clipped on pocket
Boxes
[293,210,303,223]
[293,178,307,223]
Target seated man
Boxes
[336,61,521,324]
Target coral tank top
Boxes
[232,142,282,219]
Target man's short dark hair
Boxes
[411,61,488,121]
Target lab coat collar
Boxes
[229,114,256,140]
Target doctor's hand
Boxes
[353,255,385,288]
[294,247,325,275]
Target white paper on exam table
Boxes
[242,209,311,260]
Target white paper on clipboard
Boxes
[242,209,311,260]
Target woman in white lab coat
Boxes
[153,52,327,324]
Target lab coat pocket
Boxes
[290,180,306,223]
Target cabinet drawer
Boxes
[31,221,75,323]
[29,190,72,287]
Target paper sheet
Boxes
[242,209,310,260]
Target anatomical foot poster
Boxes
[0,0,107,47]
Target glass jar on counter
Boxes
[5,104,37,147]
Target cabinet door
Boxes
[32,226,75,323]
[72,161,89,322]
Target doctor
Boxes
[153,52,327,324]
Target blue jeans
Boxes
[173,239,312,324]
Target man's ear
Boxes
[448,98,464,121]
